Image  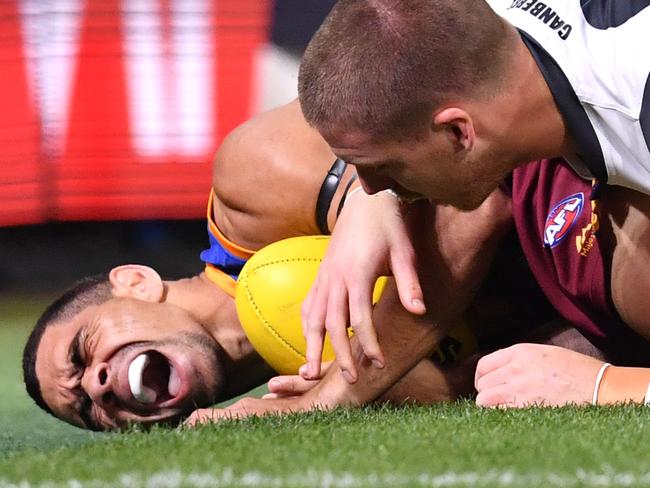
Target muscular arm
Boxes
[211,100,355,249]
[376,355,478,406]
[596,186,650,404]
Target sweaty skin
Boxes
[213,101,355,248]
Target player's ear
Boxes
[432,107,475,151]
[109,265,164,302]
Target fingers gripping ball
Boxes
[235,236,386,375]
[235,235,477,375]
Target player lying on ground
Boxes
[22,102,599,431]
[18,102,475,431]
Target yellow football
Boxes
[235,236,385,375]
[235,235,476,375]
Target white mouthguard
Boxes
[128,353,157,404]
[168,364,181,397]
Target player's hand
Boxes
[263,362,333,399]
[301,190,426,383]
[475,343,604,407]
[183,396,312,426]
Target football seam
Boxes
[239,257,323,361]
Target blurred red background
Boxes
[0,0,269,226]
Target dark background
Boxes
[0,1,335,295]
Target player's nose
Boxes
[81,361,114,407]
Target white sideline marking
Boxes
[3,468,650,488]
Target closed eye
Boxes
[68,329,102,430]
[70,329,86,371]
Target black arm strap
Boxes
[315,158,348,234]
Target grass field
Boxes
[2,297,650,487]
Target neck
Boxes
[164,273,274,397]
[483,27,576,169]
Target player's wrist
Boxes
[307,365,369,409]
[594,365,650,405]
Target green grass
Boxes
[2,297,650,487]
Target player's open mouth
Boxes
[127,351,181,405]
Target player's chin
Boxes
[115,411,186,431]
[114,382,218,431]
[113,403,204,431]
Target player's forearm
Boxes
[305,279,480,409]
[305,286,446,408]
[597,366,650,405]
[377,355,479,405]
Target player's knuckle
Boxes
[511,376,526,392]
[301,297,313,314]
[304,319,322,334]
[406,282,420,294]
[325,322,343,336]
[505,359,520,374]
[347,268,367,284]
[302,309,320,331]
[325,320,342,333]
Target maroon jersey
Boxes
[512,158,650,366]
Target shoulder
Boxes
[213,101,334,198]
[210,101,339,247]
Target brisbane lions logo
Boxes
[544,193,584,248]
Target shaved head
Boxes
[299,0,514,139]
